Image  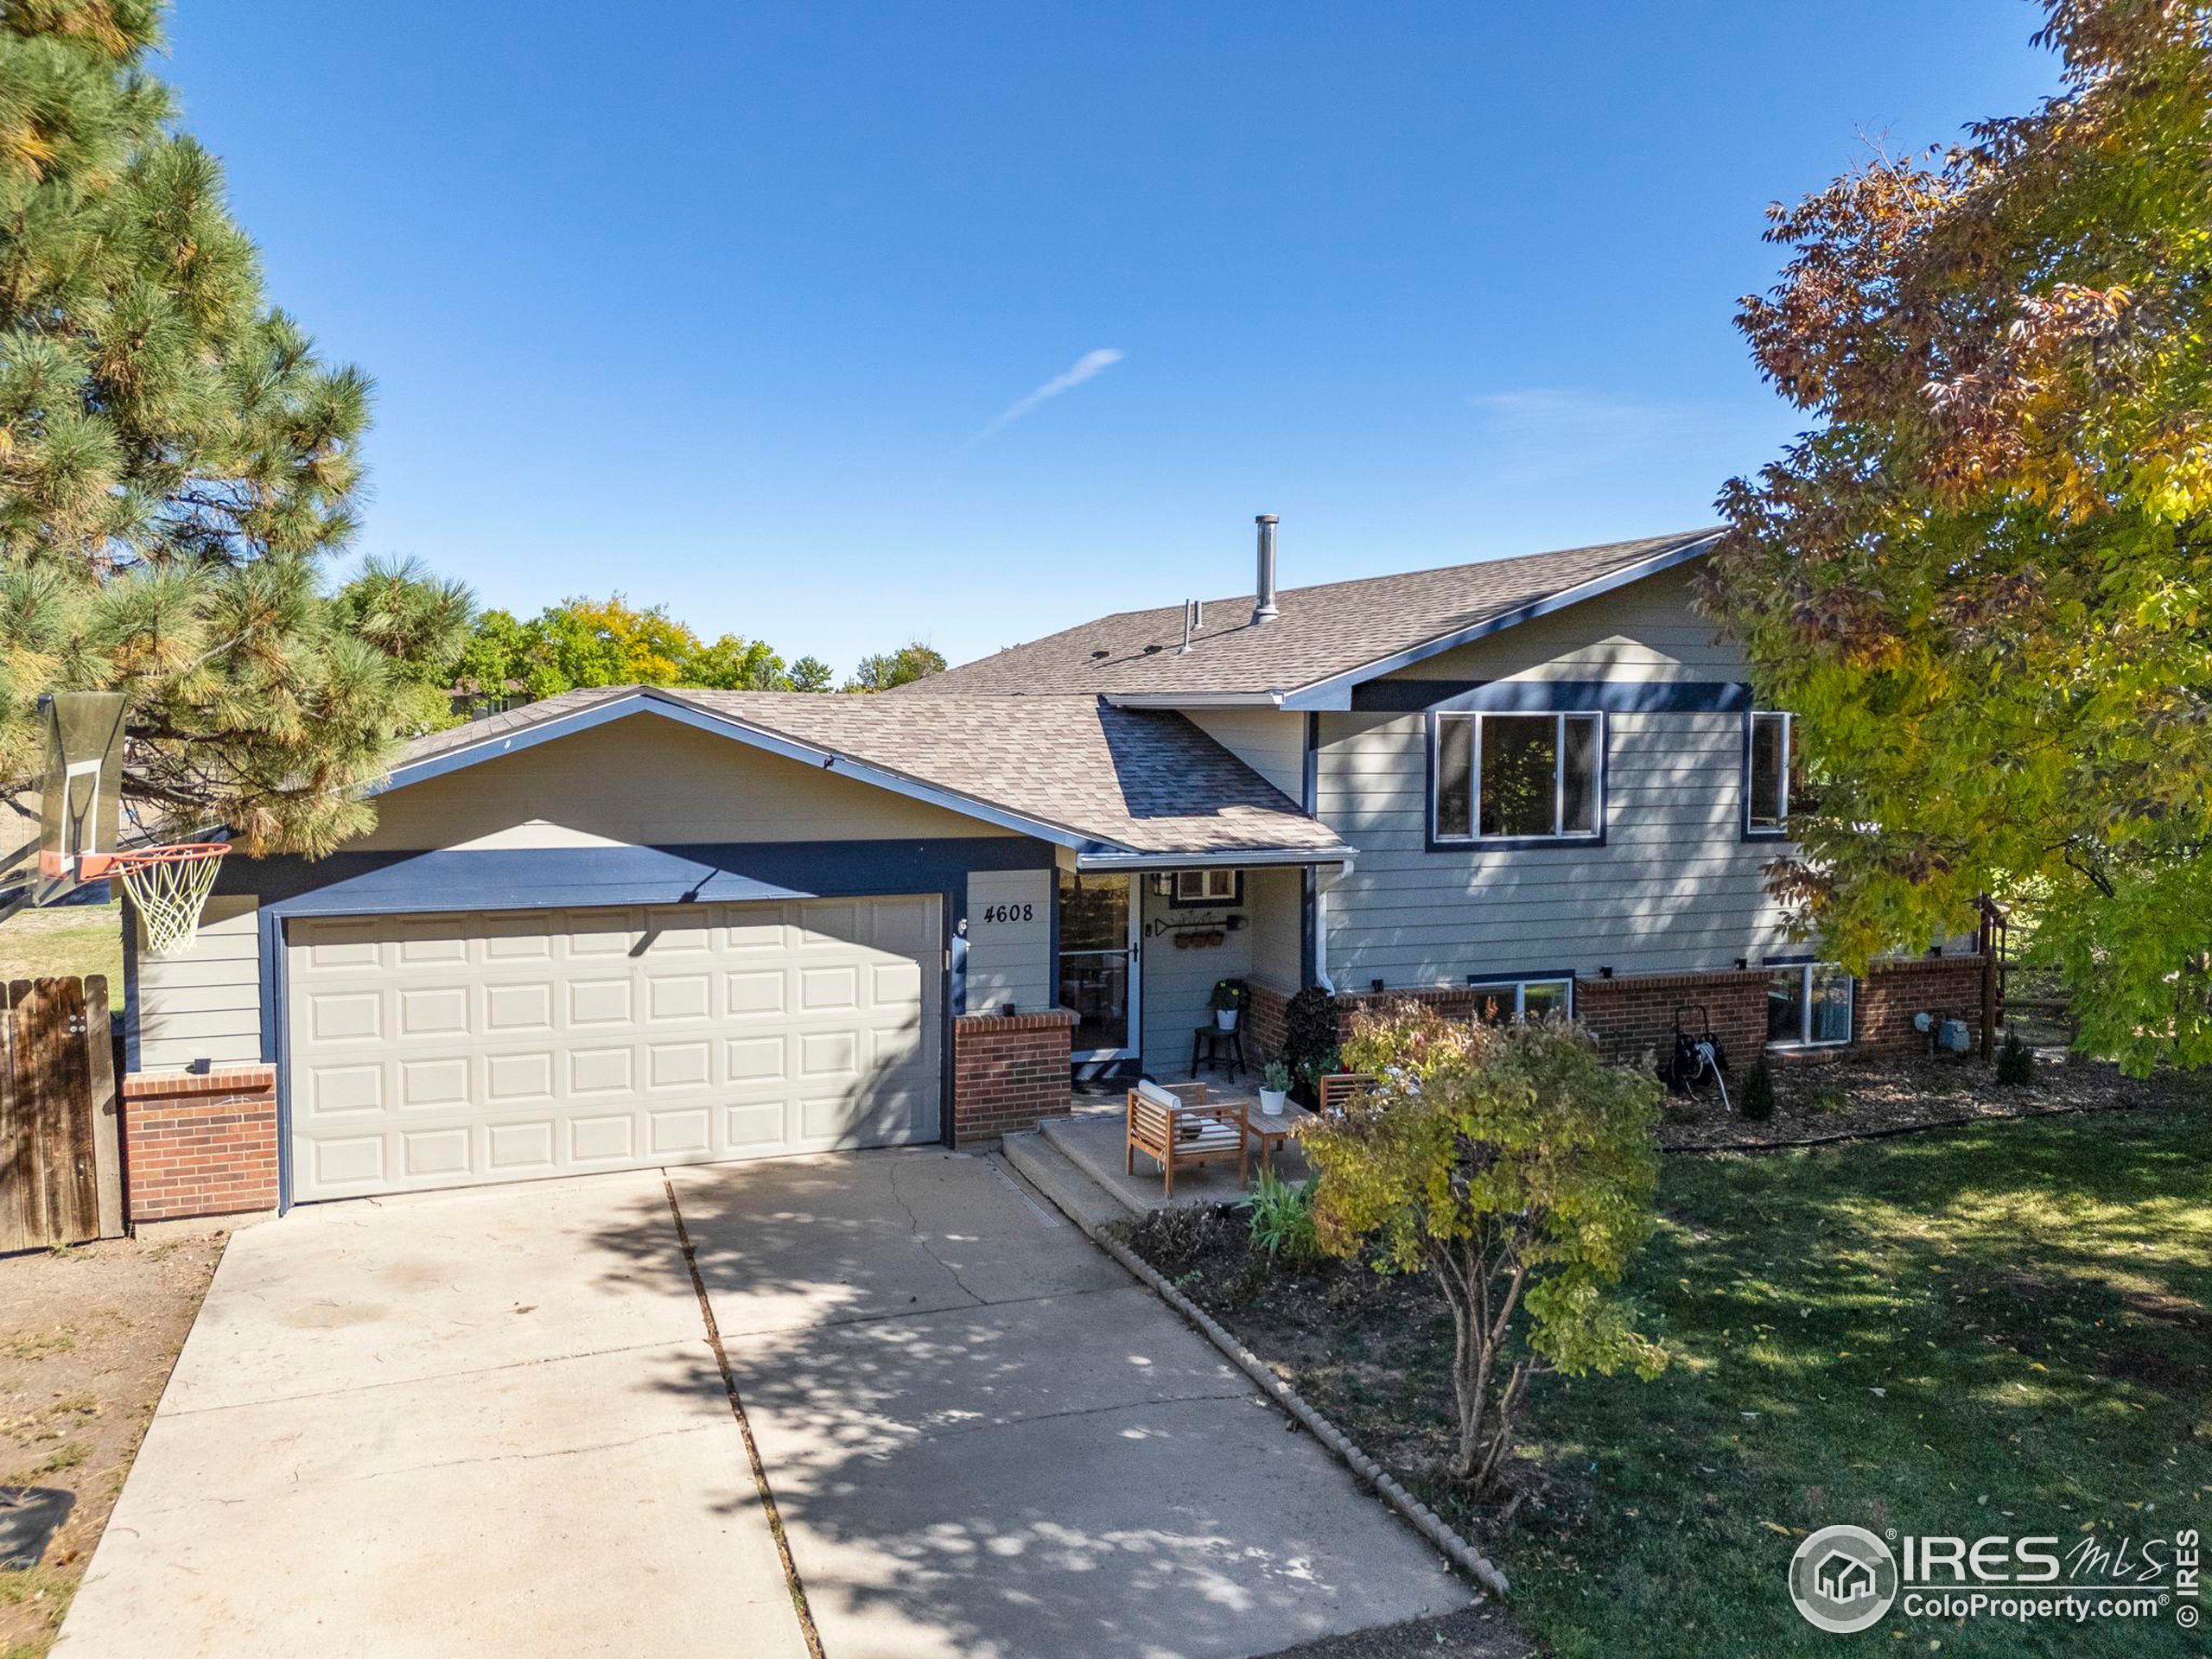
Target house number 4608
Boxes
[979,904,1034,925]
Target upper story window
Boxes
[1432,712,1603,845]
[1745,711,1792,836]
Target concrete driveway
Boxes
[59,1150,1471,1659]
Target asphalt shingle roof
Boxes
[901,529,1719,698]
[398,688,1349,861]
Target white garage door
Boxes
[286,896,942,1201]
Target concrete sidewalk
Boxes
[54,1171,807,1659]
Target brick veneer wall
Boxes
[122,1065,279,1224]
[1570,969,1771,1070]
[1246,980,1292,1068]
[1321,956,1986,1071]
[951,1008,1076,1144]
[1858,956,1986,1056]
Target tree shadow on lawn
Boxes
[580,1151,1475,1659]
[1494,1103,2212,1658]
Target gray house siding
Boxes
[1318,568,1793,986]
[963,868,1052,1014]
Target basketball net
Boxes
[102,844,228,957]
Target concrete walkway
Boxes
[671,1150,1471,1658]
[59,1150,1471,1659]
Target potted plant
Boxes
[1259,1059,1290,1116]
[1210,979,1244,1032]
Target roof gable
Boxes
[903,529,1720,706]
[383,689,1351,868]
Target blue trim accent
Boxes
[219,837,1048,914]
[1425,709,1611,852]
[1368,678,1751,715]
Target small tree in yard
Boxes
[1303,1006,1667,1494]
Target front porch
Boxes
[1046,1090,1316,1215]
[1057,861,1306,1086]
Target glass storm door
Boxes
[1058,870,1138,1060]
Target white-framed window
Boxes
[1766,962,1853,1047]
[1745,710,1792,835]
[1433,711,1603,843]
[1165,868,1240,906]
[1467,976,1574,1025]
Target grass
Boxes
[1133,1100,2212,1657]
[1497,1105,2212,1656]
[0,902,122,1007]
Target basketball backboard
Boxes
[2,692,125,911]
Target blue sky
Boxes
[168,3,2060,675]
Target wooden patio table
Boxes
[1234,1097,1318,1176]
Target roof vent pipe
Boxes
[1179,600,1196,653]
[1253,514,1281,624]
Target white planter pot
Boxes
[1259,1089,1287,1116]
[1215,1008,1239,1032]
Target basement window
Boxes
[1468,976,1574,1025]
[1432,712,1604,845]
[1767,962,1853,1048]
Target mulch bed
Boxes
[1656,1052,2204,1152]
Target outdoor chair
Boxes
[1125,1079,1248,1197]
[1316,1072,1376,1116]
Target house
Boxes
[119,521,1983,1223]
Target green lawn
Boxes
[0,901,125,1007]
[1132,1099,2212,1658]
[1503,1105,2212,1656]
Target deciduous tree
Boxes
[1303,1007,1665,1493]
[845,641,945,692]
[1704,0,2212,1071]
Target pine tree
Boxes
[0,3,411,855]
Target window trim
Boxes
[1743,709,1792,840]
[1163,868,1243,908]
[1427,709,1608,849]
[1465,975,1576,1023]
[1764,959,1853,1049]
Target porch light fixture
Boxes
[1598,966,1614,980]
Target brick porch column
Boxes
[952,1009,1077,1145]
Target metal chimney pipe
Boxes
[1252,514,1280,623]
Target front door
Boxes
[1058,870,1138,1064]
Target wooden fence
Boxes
[0,977,123,1252]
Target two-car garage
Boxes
[283,894,944,1201]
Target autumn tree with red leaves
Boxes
[1704,0,2212,1072]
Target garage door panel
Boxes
[289,895,943,1200]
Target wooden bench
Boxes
[1126,1081,1248,1197]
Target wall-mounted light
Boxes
[1598,966,1614,980]
[1370,978,1385,995]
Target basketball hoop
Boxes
[105,843,228,957]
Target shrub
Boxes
[1996,1030,2035,1086]
[1302,1005,1667,1493]
[1739,1056,1777,1122]
[1245,1169,1322,1265]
